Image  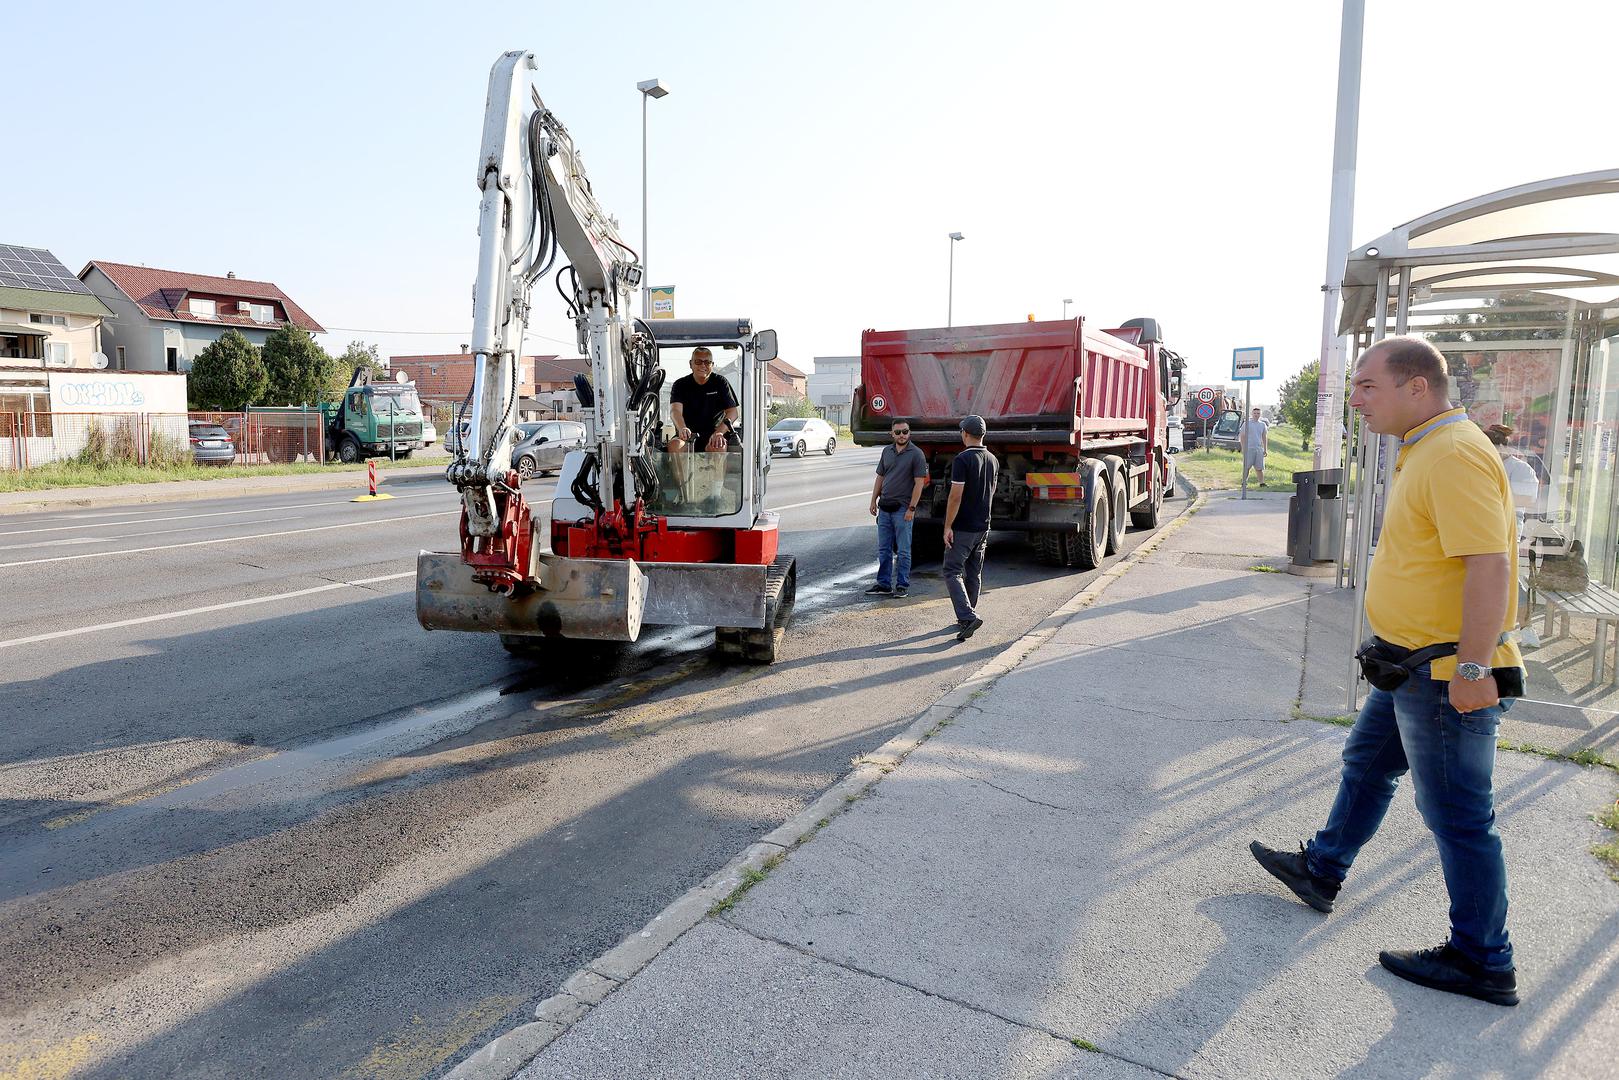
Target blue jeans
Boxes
[1306,669,1514,970]
[876,508,913,589]
[943,529,988,622]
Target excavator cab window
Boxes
[642,343,747,518]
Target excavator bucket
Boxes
[416,551,647,642]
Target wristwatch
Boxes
[1455,662,1492,681]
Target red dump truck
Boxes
[851,317,1185,569]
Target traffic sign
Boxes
[1196,387,1216,404]
[1196,402,1215,420]
[1232,346,1264,381]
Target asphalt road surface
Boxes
[0,447,1186,1079]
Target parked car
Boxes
[769,416,837,457]
[1208,410,1243,452]
[512,419,588,478]
[188,421,236,466]
[1166,415,1184,454]
[422,417,438,448]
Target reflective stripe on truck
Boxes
[1024,472,1085,501]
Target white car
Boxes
[1166,415,1184,454]
[769,416,838,457]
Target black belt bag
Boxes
[1355,636,1525,698]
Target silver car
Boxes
[512,420,587,479]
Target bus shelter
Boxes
[1335,170,1619,729]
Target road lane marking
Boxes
[0,490,451,538]
[0,571,418,649]
[770,492,868,512]
[0,512,455,569]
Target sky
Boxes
[8,0,1616,407]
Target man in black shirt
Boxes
[943,414,996,641]
[667,347,740,452]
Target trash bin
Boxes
[1289,468,1344,566]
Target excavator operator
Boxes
[666,347,741,453]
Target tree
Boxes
[767,394,820,426]
[325,340,387,401]
[187,330,268,410]
[1277,361,1320,441]
[261,324,334,406]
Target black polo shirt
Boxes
[670,372,739,442]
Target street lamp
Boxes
[947,232,965,327]
[1062,298,1072,320]
[637,78,670,319]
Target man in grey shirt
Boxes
[1239,407,1270,487]
[867,420,929,597]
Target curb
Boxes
[0,467,446,516]
[444,492,1210,1079]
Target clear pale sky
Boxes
[9,0,1614,406]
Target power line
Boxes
[321,326,579,348]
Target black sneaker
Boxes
[1379,941,1519,1007]
[893,586,908,597]
[957,617,983,641]
[1249,841,1340,913]
[865,584,892,595]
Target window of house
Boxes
[247,302,274,323]
[115,346,126,369]
[166,347,179,373]
[28,313,68,327]
[190,298,217,318]
[46,342,71,367]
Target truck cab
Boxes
[326,379,426,462]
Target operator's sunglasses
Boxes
[692,358,714,366]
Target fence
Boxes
[1,411,349,471]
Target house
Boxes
[392,351,591,420]
[807,355,859,426]
[80,260,325,374]
[766,358,808,404]
[0,243,115,419]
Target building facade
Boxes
[80,261,325,373]
[807,355,859,426]
[0,244,115,420]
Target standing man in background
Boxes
[1239,406,1270,487]
[943,415,997,641]
[866,419,929,598]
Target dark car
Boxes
[188,421,236,466]
[512,420,588,479]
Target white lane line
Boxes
[0,511,457,569]
[0,490,450,538]
[0,571,418,649]
[770,492,869,512]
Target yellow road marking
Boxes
[0,1033,101,1080]
[340,994,524,1080]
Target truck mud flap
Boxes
[416,551,646,641]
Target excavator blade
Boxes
[416,551,646,642]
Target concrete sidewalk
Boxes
[0,463,446,515]
[488,492,1619,1079]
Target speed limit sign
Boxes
[1196,387,1216,404]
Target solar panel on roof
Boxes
[0,245,93,295]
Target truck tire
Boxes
[337,437,361,464]
[1102,456,1128,554]
[1130,460,1163,529]
[716,555,797,664]
[395,449,413,460]
[1033,529,1083,568]
[1076,468,1109,570]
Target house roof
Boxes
[0,284,113,319]
[83,260,325,333]
[769,358,806,379]
[532,356,590,382]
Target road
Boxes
[0,448,1186,1080]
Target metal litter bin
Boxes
[1289,468,1345,566]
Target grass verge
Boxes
[1594,802,1619,880]
[1174,423,1315,492]
[708,852,786,916]
[0,454,440,493]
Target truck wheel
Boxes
[1076,472,1109,571]
[1130,462,1163,529]
[1033,530,1079,568]
[395,449,413,460]
[1102,457,1128,554]
[794,440,806,458]
[716,555,796,664]
[337,438,361,464]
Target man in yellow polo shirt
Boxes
[1252,336,1524,1007]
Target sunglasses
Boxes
[692,359,714,366]
[893,429,910,435]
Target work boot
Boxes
[1249,841,1340,913]
[957,617,983,641]
[1379,941,1519,1007]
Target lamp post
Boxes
[947,232,964,327]
[637,78,670,319]
[1062,298,1072,320]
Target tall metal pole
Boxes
[1312,0,1365,472]
[948,240,955,328]
[641,91,649,320]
